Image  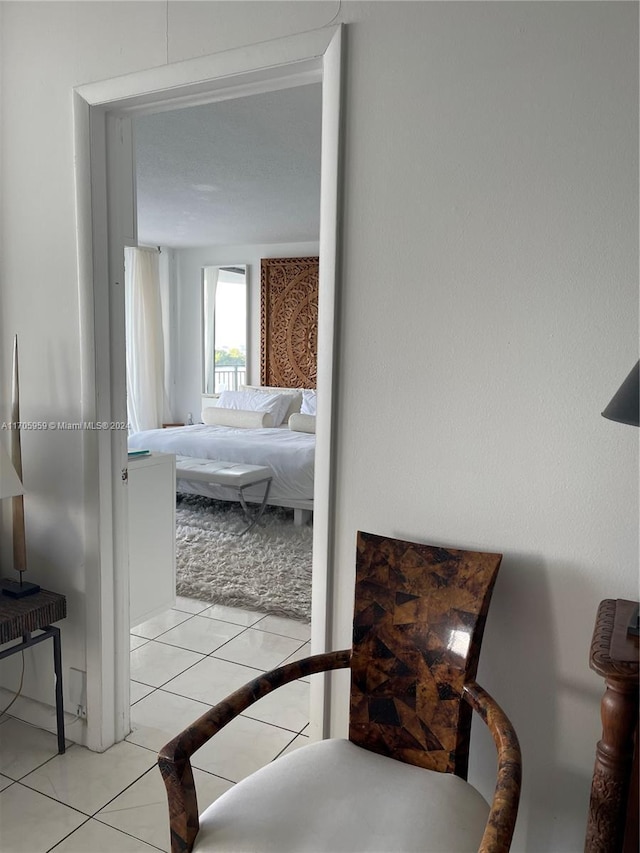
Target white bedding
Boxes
[128,424,315,508]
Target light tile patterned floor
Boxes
[0,597,311,852]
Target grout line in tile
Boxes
[287,638,311,654]
[122,736,236,795]
[86,765,158,817]
[131,635,208,672]
[90,816,167,852]
[127,606,310,792]
[131,610,313,660]
[271,731,310,762]
[128,675,158,689]
[200,626,262,658]
[252,625,311,641]
[190,764,237,786]
[172,602,212,615]
[6,741,79,784]
[132,684,308,741]
[14,778,93,817]
[151,621,254,657]
[131,610,198,642]
[203,650,271,670]
[121,733,236,788]
[45,816,94,853]
[6,604,310,853]
[201,612,266,629]
[198,650,266,674]
[130,683,159,707]
[238,711,309,737]
[150,651,241,692]
[195,768,238,786]
[201,630,309,670]
[158,681,243,706]
[121,738,162,759]
[132,687,213,721]
[169,609,201,620]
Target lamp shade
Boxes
[0,440,23,499]
[602,361,640,427]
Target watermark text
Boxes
[1,421,129,431]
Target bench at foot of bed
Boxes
[175,457,273,535]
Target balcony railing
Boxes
[215,365,246,392]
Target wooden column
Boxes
[585,599,639,853]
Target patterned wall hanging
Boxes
[260,257,319,388]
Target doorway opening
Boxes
[128,84,321,535]
[126,88,321,739]
[74,27,343,751]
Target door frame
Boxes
[73,26,344,751]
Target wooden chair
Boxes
[159,531,522,852]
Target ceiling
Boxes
[134,83,322,249]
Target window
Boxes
[202,265,247,394]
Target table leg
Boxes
[585,675,638,852]
[49,625,66,754]
[237,478,272,535]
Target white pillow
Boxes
[240,385,302,420]
[301,389,317,416]
[216,389,291,427]
[202,407,272,428]
[288,413,316,434]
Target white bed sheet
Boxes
[128,424,315,506]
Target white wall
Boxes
[0,3,637,851]
[171,241,319,421]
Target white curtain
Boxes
[125,247,170,433]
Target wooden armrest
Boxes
[159,649,351,853]
[463,681,522,853]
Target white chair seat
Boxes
[195,738,489,852]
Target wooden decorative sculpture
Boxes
[11,336,27,576]
[1,336,39,598]
[260,257,319,388]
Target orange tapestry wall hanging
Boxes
[260,257,319,388]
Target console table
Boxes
[586,599,639,852]
[0,588,67,753]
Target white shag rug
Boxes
[175,493,313,622]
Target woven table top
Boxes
[0,587,66,645]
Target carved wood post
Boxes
[586,599,639,853]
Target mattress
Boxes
[128,424,315,507]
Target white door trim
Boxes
[73,25,343,751]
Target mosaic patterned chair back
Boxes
[349,531,502,779]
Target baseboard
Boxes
[0,687,87,747]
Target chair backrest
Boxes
[348,531,502,779]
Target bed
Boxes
[127,387,316,522]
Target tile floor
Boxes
[0,596,311,852]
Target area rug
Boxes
[175,493,313,622]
